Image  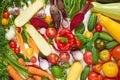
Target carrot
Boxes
[33,75,42,80]
[27,38,40,54]
[18,58,26,66]
[27,77,35,80]
[16,32,27,57]
[7,65,24,80]
[28,66,55,80]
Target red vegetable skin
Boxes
[45,27,57,38]
[56,0,67,19]
[83,51,94,65]
[95,24,102,32]
[30,17,48,30]
[59,52,70,62]
[104,77,117,80]
[9,40,17,48]
[14,47,20,54]
[70,2,93,30]
[88,72,103,80]
[50,5,61,31]
[50,0,54,5]
[118,70,120,80]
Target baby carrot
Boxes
[7,65,24,80]
[28,66,55,80]
[18,58,26,66]
[33,75,42,80]
[27,38,40,54]
[16,32,27,57]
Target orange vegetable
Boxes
[27,38,40,54]
[25,48,34,58]
[92,63,102,73]
[28,66,55,80]
[44,16,52,24]
[7,65,24,80]
[16,32,27,57]
[1,18,8,25]
[18,58,26,66]
[27,78,35,80]
[33,75,42,80]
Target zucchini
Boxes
[15,0,44,27]
[25,24,51,56]
[95,0,120,3]
[106,40,119,49]
[87,13,97,31]
[99,31,113,41]
[67,62,82,80]
[80,66,90,80]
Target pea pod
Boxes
[80,65,90,80]
[106,40,119,49]
[99,31,113,41]
[87,13,97,31]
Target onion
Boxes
[39,58,49,70]
[71,50,83,61]
[38,28,46,35]
[10,7,20,16]
[5,27,15,40]
[61,19,70,29]
[36,9,46,18]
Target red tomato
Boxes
[95,24,102,32]
[59,52,70,62]
[83,51,94,65]
[14,47,20,54]
[88,72,104,80]
[46,28,57,38]
[9,40,17,48]
[30,56,37,63]
[48,53,59,65]
[75,40,82,48]
[111,45,120,61]
[104,77,117,80]
[3,12,10,18]
[16,27,22,33]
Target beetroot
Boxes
[30,17,48,29]
[70,2,93,30]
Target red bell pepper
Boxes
[55,29,76,52]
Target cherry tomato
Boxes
[1,18,8,25]
[30,56,37,63]
[95,24,102,32]
[111,45,120,61]
[9,40,17,48]
[88,71,103,80]
[3,12,10,18]
[46,28,57,38]
[104,77,117,80]
[75,40,82,48]
[14,47,20,54]
[99,49,111,62]
[92,63,102,73]
[59,52,70,62]
[83,51,94,65]
[16,27,22,33]
[47,53,59,65]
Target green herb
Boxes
[48,38,53,45]
[75,32,99,64]
[74,22,85,34]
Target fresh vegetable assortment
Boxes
[0,0,120,80]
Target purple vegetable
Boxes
[71,50,83,61]
[70,2,93,30]
[50,5,61,31]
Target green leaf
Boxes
[92,46,99,64]
[48,38,53,45]
[74,22,85,34]
[92,32,99,42]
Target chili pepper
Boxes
[54,29,76,52]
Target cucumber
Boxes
[95,0,120,3]
[106,40,119,49]
[87,13,97,31]
[80,65,90,80]
[99,32,113,41]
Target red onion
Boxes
[71,50,83,61]
[36,10,46,19]
[10,7,20,16]
[39,58,49,70]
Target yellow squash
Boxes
[97,14,120,43]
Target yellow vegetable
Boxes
[44,16,52,24]
[83,31,93,40]
[1,18,8,25]
[14,0,44,27]
[67,62,82,80]
[97,14,120,43]
[102,61,118,77]
[25,23,51,57]
[25,48,34,58]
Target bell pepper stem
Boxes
[56,37,68,43]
